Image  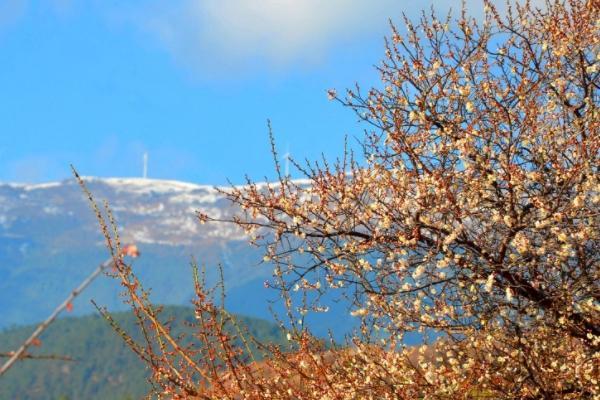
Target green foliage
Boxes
[0,306,287,399]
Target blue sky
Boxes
[0,0,507,184]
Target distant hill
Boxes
[0,177,269,329]
[0,177,354,337]
[0,306,288,400]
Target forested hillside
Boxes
[0,306,287,399]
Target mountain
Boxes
[0,177,353,336]
[0,305,288,400]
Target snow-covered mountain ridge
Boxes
[0,177,246,246]
[0,176,315,245]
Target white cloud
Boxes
[133,0,396,71]
[127,0,544,74]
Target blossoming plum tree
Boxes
[216,0,599,397]
[97,1,598,398]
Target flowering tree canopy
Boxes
[98,1,598,398]
[217,0,599,397]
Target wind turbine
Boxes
[281,145,290,178]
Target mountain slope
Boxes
[0,177,272,329]
[0,177,355,339]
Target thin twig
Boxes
[0,257,114,377]
[0,353,76,362]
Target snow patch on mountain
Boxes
[85,177,216,195]
[2,182,64,191]
[169,191,222,204]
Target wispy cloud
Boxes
[5,154,64,183]
[0,0,79,31]
[47,0,76,18]
[0,0,27,31]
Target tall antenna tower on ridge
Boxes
[143,152,148,179]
